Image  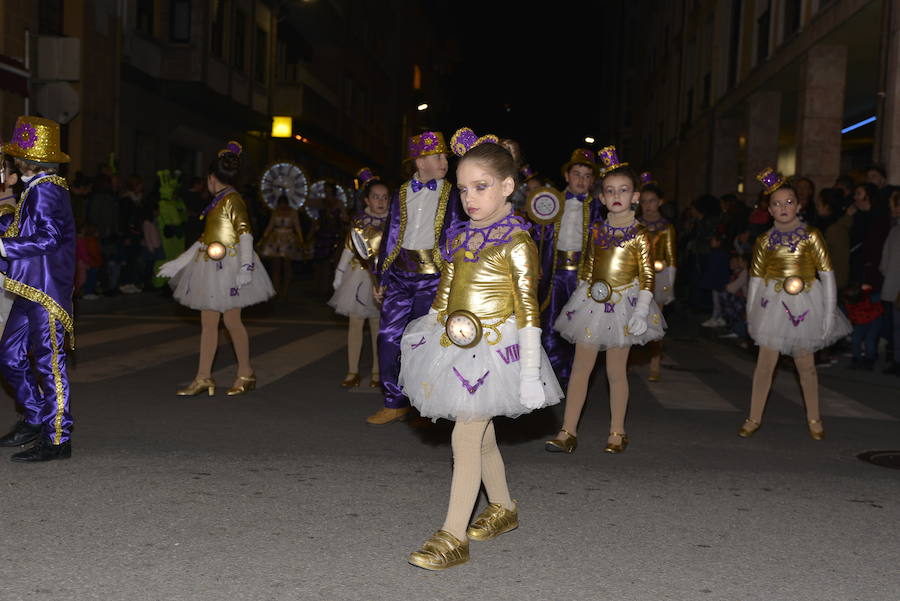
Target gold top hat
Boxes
[407,131,448,161]
[561,148,597,178]
[2,116,70,163]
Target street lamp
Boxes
[271,116,292,138]
[584,136,595,144]
[417,103,429,111]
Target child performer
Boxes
[158,142,275,396]
[258,194,304,298]
[638,173,676,381]
[399,128,562,570]
[531,149,603,386]
[0,116,76,462]
[547,147,665,454]
[329,168,389,388]
[367,132,464,425]
[740,168,851,439]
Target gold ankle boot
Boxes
[177,377,215,396]
[408,530,469,570]
[341,373,360,387]
[807,419,825,441]
[227,374,256,396]
[545,429,577,454]
[738,418,761,438]
[604,431,629,454]
[466,502,518,541]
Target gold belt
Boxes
[555,250,581,270]
[394,248,438,274]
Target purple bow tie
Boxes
[565,191,587,201]
[411,178,438,193]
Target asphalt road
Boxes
[1,285,898,601]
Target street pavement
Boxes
[1,284,898,601]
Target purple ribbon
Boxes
[565,191,587,201]
[452,367,490,395]
[782,302,809,327]
[410,178,437,193]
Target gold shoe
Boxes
[648,368,661,382]
[738,418,761,438]
[807,419,825,441]
[466,502,518,541]
[226,374,256,396]
[408,530,469,570]
[545,429,577,454]
[365,406,410,425]
[341,373,361,388]
[176,377,215,396]
[604,431,629,454]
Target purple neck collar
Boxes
[443,213,530,262]
[593,219,639,248]
[200,187,234,219]
[767,226,809,252]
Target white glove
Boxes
[627,289,654,337]
[518,326,545,409]
[157,241,201,279]
[236,233,254,287]
[333,248,352,290]
[746,276,764,337]
[819,270,836,336]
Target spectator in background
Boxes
[682,194,721,310]
[747,190,773,242]
[816,187,850,290]
[75,223,103,300]
[718,253,750,343]
[700,233,731,327]
[720,193,750,247]
[843,283,884,370]
[182,176,208,244]
[794,176,816,224]
[140,204,164,290]
[834,174,856,210]
[69,172,91,230]
[118,174,145,294]
[880,189,900,375]
[87,172,121,295]
[866,164,890,203]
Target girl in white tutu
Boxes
[638,174,676,382]
[400,128,562,571]
[158,141,274,396]
[547,146,665,455]
[329,168,388,388]
[739,168,851,440]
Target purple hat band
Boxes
[640,172,654,184]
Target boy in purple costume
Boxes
[530,149,601,386]
[366,132,463,425]
[0,116,76,462]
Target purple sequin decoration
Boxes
[592,220,638,249]
[443,214,531,262]
[759,170,781,190]
[782,302,809,327]
[453,367,490,395]
[767,227,809,252]
[12,122,37,150]
[200,187,234,220]
[597,147,621,170]
[408,131,442,158]
[225,141,241,155]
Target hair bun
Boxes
[218,140,243,157]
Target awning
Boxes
[0,54,29,97]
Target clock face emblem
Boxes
[525,187,563,225]
[350,228,372,261]
[653,259,665,272]
[445,310,483,348]
[260,162,308,210]
[783,275,805,295]
[206,241,226,260]
[589,280,612,303]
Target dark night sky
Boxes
[430,1,618,184]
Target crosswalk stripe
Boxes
[704,342,896,421]
[74,322,181,349]
[70,327,275,383]
[632,356,738,412]
[212,328,347,389]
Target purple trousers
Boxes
[541,268,579,386]
[377,268,440,409]
[0,297,72,444]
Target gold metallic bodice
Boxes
[750,226,832,286]
[199,191,251,246]
[646,223,676,269]
[580,223,654,291]
[433,230,540,329]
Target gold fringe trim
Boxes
[3,277,74,349]
[2,175,69,238]
[48,312,66,444]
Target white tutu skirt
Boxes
[554,280,667,350]
[654,266,676,306]
[399,314,563,422]
[328,265,379,319]
[170,244,275,312]
[749,280,851,356]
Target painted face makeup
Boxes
[456,160,512,226]
[601,173,638,214]
[768,188,799,224]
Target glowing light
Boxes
[206,242,226,260]
[841,116,876,134]
[584,137,595,144]
[783,276,804,295]
[271,116,292,138]
[417,103,429,111]
[653,260,664,273]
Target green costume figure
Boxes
[154,170,187,287]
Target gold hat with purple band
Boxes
[597,145,629,176]
[218,140,243,157]
[561,148,598,178]
[407,131,448,161]
[2,115,70,163]
[520,164,538,182]
[640,171,658,187]
[756,167,785,195]
[355,167,380,189]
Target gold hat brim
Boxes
[2,142,70,163]
[3,116,70,163]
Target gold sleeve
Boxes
[808,228,833,272]
[431,250,455,315]
[635,230,655,292]
[509,233,541,329]
[749,232,767,278]
[225,193,252,237]
[664,224,677,268]
[579,227,595,281]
